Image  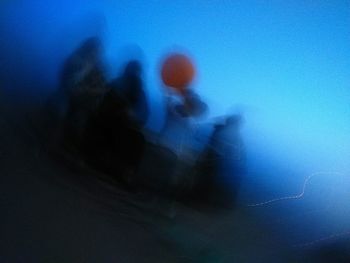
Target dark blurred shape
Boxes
[60,37,103,95]
[136,142,179,197]
[109,60,149,127]
[43,46,148,186]
[60,37,107,156]
[189,114,245,209]
[129,85,209,216]
[44,37,107,156]
[43,39,243,215]
[303,242,350,263]
[82,60,148,184]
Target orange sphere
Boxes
[161,53,195,93]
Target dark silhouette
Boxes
[42,37,107,155]
[82,61,148,184]
[60,37,107,156]
[148,88,208,214]
[60,37,104,96]
[83,88,143,177]
[190,114,245,209]
[109,60,149,127]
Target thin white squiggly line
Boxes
[246,172,344,207]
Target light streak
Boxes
[246,172,344,207]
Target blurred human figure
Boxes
[190,114,245,209]
[160,88,207,156]
[109,60,149,127]
[83,90,143,178]
[60,37,104,97]
[60,37,107,156]
[83,61,148,184]
[149,88,207,215]
[157,52,206,190]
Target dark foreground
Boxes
[0,100,348,263]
